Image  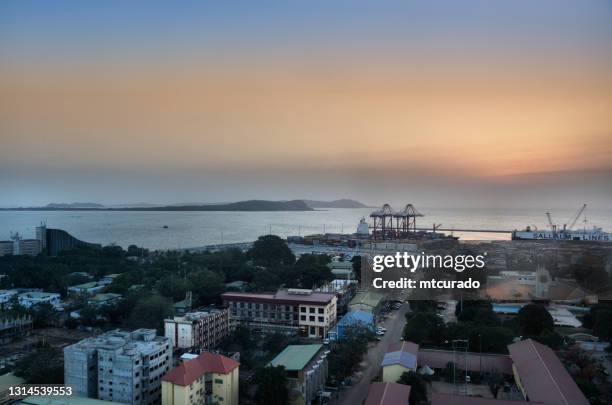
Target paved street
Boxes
[334,302,411,405]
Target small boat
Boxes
[163,225,169,229]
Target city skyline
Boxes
[1,0,611,208]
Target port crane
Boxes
[545,212,555,232]
[546,204,587,232]
[567,204,587,231]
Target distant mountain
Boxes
[46,202,105,209]
[5,200,313,212]
[117,200,313,211]
[302,199,367,208]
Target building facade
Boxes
[64,329,172,405]
[37,224,101,256]
[164,308,230,351]
[14,239,42,256]
[222,289,337,338]
[161,352,239,405]
[269,344,328,405]
[381,342,419,383]
[0,315,33,345]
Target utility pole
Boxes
[479,333,483,374]
[452,339,469,395]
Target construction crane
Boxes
[567,204,587,231]
[545,212,555,232]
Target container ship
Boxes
[512,204,611,242]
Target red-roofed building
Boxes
[508,339,589,405]
[431,393,542,405]
[364,382,411,405]
[161,352,239,405]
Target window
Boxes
[318,317,324,322]
[300,315,306,321]
[318,308,324,314]
[300,307,306,313]
[215,379,224,384]
[309,308,315,313]
[309,316,315,321]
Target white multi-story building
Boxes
[64,329,172,405]
[222,289,338,338]
[17,291,61,309]
[164,308,229,351]
[0,290,19,305]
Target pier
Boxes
[415,227,513,234]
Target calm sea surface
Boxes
[1,207,611,250]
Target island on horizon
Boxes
[2,198,368,212]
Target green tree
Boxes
[473,326,514,354]
[398,371,428,405]
[532,330,564,350]
[254,366,288,405]
[30,303,59,328]
[128,294,173,332]
[188,270,225,305]
[157,274,190,301]
[571,257,609,293]
[263,333,289,357]
[404,311,445,344]
[248,235,295,267]
[518,304,553,336]
[290,254,333,289]
[584,305,612,341]
[14,345,64,384]
[327,328,370,385]
[79,305,103,327]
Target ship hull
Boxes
[512,231,611,242]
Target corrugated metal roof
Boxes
[432,393,542,405]
[269,344,323,371]
[508,339,589,405]
[338,310,374,326]
[381,350,417,369]
[364,382,411,405]
[162,352,239,386]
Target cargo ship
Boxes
[512,204,611,242]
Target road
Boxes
[334,302,411,405]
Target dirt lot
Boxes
[0,327,94,364]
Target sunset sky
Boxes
[1,0,611,208]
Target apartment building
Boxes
[161,352,239,405]
[164,308,229,351]
[64,329,172,405]
[221,289,337,338]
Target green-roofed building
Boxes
[1,373,25,404]
[348,291,386,320]
[17,396,123,405]
[87,293,122,307]
[268,344,328,405]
